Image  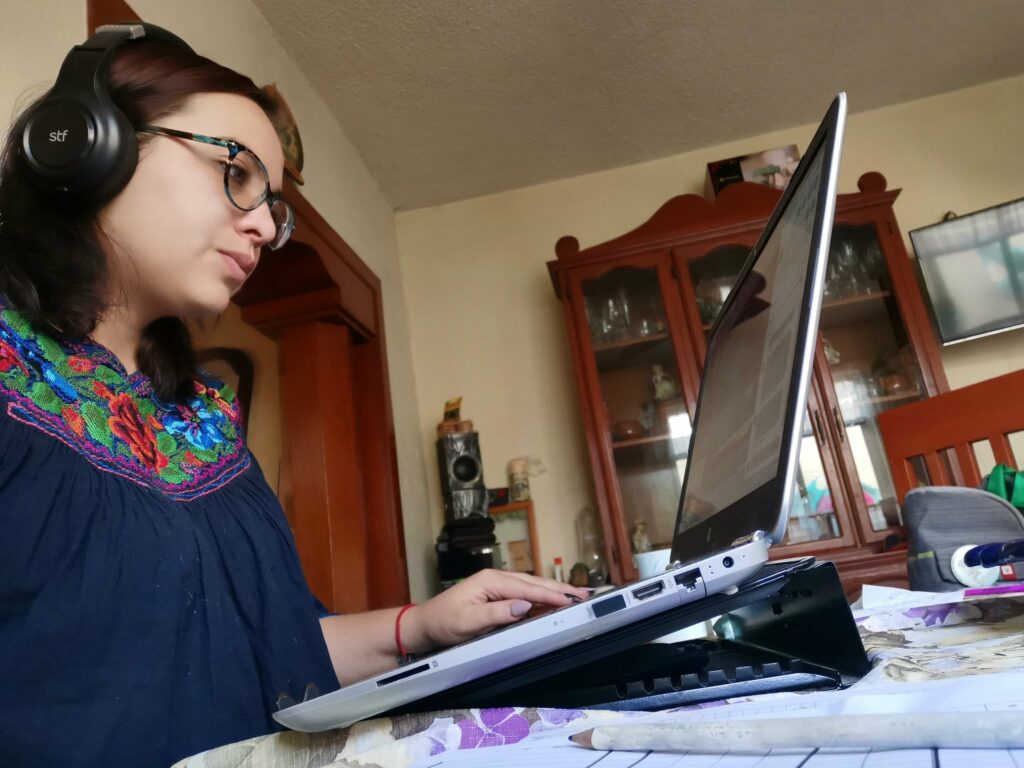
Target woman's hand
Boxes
[399,569,591,654]
[319,570,592,684]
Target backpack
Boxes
[984,464,1024,511]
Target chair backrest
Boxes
[878,369,1024,503]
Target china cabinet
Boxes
[548,172,948,596]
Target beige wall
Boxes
[0,3,85,121]
[397,76,1024,576]
[1,0,437,602]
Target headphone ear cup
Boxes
[83,94,139,205]
[21,92,138,205]
[21,23,193,205]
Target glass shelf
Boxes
[593,334,672,373]
[861,389,921,407]
[820,290,894,331]
[611,432,689,450]
[592,332,670,353]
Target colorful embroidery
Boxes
[0,309,249,500]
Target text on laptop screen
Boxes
[677,145,826,537]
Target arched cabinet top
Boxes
[548,172,898,297]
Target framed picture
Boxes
[490,501,541,576]
[261,83,305,185]
[705,144,801,197]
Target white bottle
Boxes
[553,557,564,582]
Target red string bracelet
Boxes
[395,603,417,661]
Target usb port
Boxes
[631,581,665,601]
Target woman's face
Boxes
[98,92,284,323]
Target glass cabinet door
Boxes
[779,410,844,547]
[820,223,928,534]
[689,244,750,333]
[688,244,849,549]
[581,265,691,554]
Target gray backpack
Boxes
[903,486,1024,591]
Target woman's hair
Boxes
[0,41,274,402]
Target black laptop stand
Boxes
[387,559,869,715]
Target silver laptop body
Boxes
[275,93,847,732]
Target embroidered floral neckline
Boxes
[73,337,150,390]
[0,308,249,500]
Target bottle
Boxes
[507,458,531,501]
[575,506,608,586]
[553,557,564,582]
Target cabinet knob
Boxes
[555,236,580,258]
[857,172,887,193]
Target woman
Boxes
[0,26,586,767]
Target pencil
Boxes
[965,583,1024,597]
[569,712,1024,752]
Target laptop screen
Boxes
[670,99,842,563]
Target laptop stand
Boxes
[389,559,869,714]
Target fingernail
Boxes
[564,593,582,603]
[511,600,532,617]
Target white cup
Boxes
[634,547,671,579]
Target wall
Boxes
[0,4,85,122]
[1,0,437,602]
[397,75,1024,576]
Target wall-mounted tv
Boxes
[909,197,1024,345]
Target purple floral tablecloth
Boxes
[174,590,1024,768]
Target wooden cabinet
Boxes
[548,172,948,597]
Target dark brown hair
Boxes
[0,41,274,402]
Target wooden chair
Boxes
[878,369,1024,503]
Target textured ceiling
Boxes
[250,0,1024,211]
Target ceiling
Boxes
[250,0,1024,211]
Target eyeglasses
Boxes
[140,125,295,251]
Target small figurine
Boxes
[569,562,590,588]
[822,337,841,365]
[651,364,679,401]
[631,520,652,554]
[639,401,656,434]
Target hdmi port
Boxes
[632,581,666,601]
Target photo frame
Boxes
[705,144,801,197]
[489,501,541,576]
[261,83,305,185]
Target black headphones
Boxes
[20,23,194,205]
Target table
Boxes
[174,588,1024,768]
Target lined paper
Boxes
[412,671,1024,768]
[421,748,1024,767]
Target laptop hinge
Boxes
[730,530,767,547]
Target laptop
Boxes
[275,92,847,732]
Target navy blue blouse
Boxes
[0,307,338,767]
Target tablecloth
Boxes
[174,588,1024,768]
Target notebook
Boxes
[275,92,847,732]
